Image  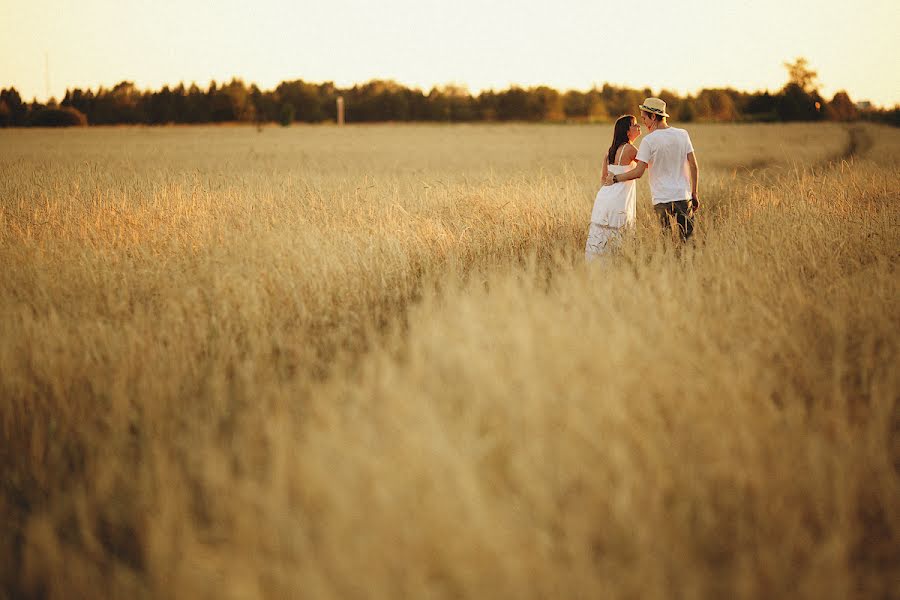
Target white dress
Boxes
[585,151,637,260]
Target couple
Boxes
[585,97,701,260]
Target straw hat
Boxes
[639,97,669,118]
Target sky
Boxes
[2,0,899,107]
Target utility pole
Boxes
[336,96,344,126]
[45,52,50,102]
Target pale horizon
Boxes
[2,0,898,107]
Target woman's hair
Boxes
[607,115,635,164]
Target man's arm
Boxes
[687,152,699,197]
[604,161,647,186]
[687,152,700,211]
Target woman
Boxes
[585,115,641,260]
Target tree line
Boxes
[1,58,897,127]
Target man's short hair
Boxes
[642,110,664,122]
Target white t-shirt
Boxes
[635,127,695,204]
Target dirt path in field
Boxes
[840,124,873,161]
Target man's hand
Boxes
[604,173,615,186]
[690,195,700,213]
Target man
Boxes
[604,98,700,241]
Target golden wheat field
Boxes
[1,122,898,600]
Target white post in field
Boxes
[337,96,345,126]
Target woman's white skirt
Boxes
[585,222,625,260]
[585,166,636,261]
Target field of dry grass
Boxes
[1,122,898,599]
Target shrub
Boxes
[28,106,88,127]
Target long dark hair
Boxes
[607,115,635,165]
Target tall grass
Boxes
[1,123,897,599]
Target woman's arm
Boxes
[601,155,609,181]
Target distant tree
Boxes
[530,86,565,122]
[109,81,143,123]
[777,83,824,121]
[563,88,602,122]
[697,89,738,121]
[317,81,342,122]
[826,91,857,121]
[404,87,429,121]
[146,85,177,124]
[422,87,447,121]
[563,89,607,121]
[772,57,825,122]
[601,85,643,120]
[744,91,778,121]
[693,92,713,120]
[220,78,255,122]
[207,80,237,122]
[89,86,115,124]
[170,84,188,123]
[0,88,26,126]
[677,96,696,122]
[496,87,531,120]
[783,57,819,93]
[62,88,91,119]
[279,103,294,126]
[359,80,413,121]
[879,106,900,127]
[249,84,276,125]
[587,92,609,122]
[563,90,589,119]
[476,90,499,121]
[185,83,208,123]
[277,80,325,122]
[439,84,476,121]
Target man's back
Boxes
[635,127,694,204]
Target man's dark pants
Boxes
[654,200,694,241]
